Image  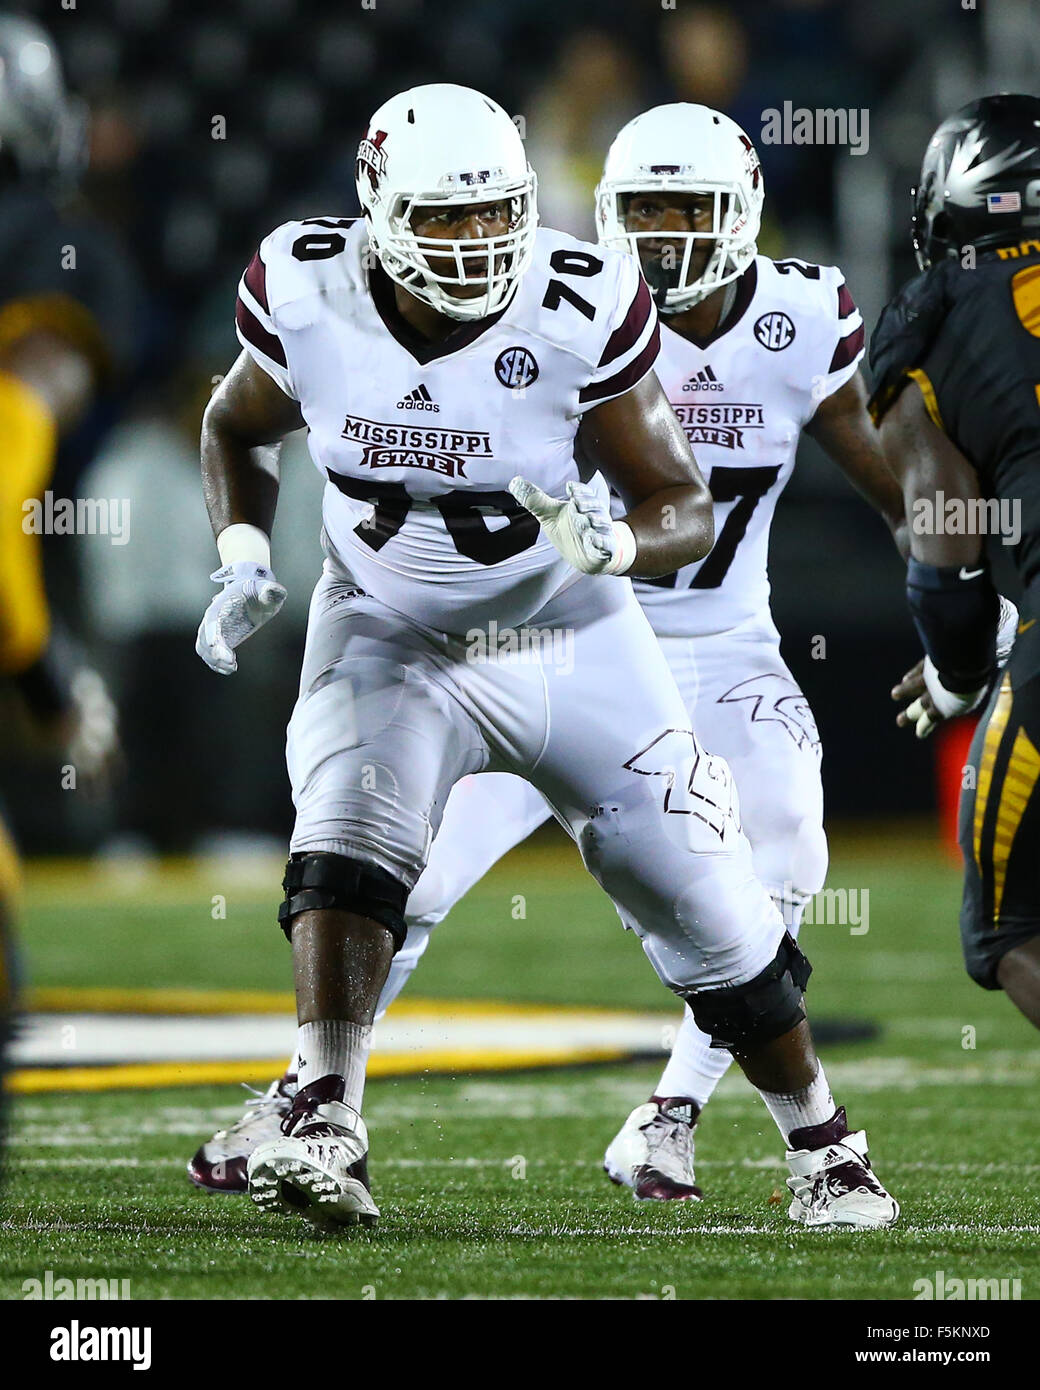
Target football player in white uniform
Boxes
[192,87,899,1231]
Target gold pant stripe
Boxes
[990,725,1040,921]
[907,367,945,432]
[974,673,1013,870]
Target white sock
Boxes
[296,1020,372,1113]
[656,1006,733,1107]
[757,1063,835,1147]
[283,925,428,1081]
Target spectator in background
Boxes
[524,28,644,238]
[658,4,787,258]
[662,3,749,114]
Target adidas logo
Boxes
[682,365,724,392]
[396,383,440,411]
[661,1102,696,1125]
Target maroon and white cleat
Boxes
[603,1096,703,1201]
[785,1107,900,1228]
[247,1074,379,1229]
[187,1073,297,1194]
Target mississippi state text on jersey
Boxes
[235,218,659,631]
[624,255,864,636]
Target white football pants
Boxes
[286,555,785,1006]
[369,615,827,1106]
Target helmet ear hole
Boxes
[930,209,954,254]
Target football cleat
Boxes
[785,1110,899,1229]
[247,1075,379,1229]
[603,1096,703,1201]
[187,1072,297,1194]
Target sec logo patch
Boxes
[754,312,795,351]
[495,346,539,388]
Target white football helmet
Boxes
[596,104,763,313]
[356,83,537,322]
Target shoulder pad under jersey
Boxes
[867,263,952,424]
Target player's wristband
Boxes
[216,523,271,569]
[603,521,637,576]
[906,557,998,694]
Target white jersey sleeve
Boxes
[235,234,296,399]
[235,219,359,400]
[805,261,866,411]
[575,250,660,412]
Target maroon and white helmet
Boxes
[356,83,538,322]
[596,104,763,313]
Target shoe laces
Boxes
[217,1080,291,1134]
[812,1157,886,1206]
[642,1111,694,1171]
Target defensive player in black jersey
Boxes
[874,94,1040,1029]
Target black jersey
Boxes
[870,241,1040,587]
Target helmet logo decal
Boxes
[945,124,1037,207]
[739,134,761,189]
[356,128,388,193]
[987,191,1023,213]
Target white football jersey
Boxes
[235,218,659,632]
[623,255,865,637]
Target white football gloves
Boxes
[196,561,287,675]
[904,595,1019,739]
[905,656,990,739]
[509,476,636,576]
[994,593,1020,668]
[66,666,122,793]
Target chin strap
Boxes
[642,258,672,310]
[716,278,738,325]
[656,267,739,320]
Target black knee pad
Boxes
[683,932,812,1052]
[278,852,408,952]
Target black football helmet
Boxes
[911,93,1040,270]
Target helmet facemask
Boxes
[369,175,537,322]
[598,177,756,313]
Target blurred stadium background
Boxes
[4,0,1040,1303]
[2,0,1038,858]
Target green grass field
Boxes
[3,822,1038,1301]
